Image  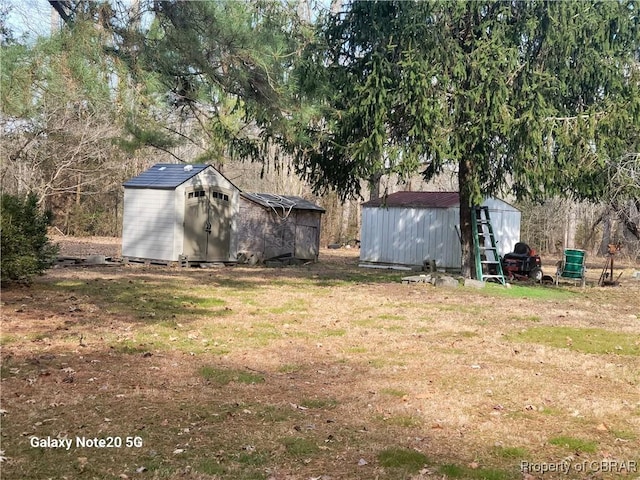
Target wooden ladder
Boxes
[471,206,506,284]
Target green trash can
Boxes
[562,249,585,278]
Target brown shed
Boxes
[237,193,325,262]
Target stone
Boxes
[402,274,433,284]
[434,276,459,288]
[85,254,106,264]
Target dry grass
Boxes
[1,246,639,480]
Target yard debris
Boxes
[77,457,88,472]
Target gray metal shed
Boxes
[122,163,240,262]
[360,191,521,270]
[237,193,325,261]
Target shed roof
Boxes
[123,163,210,189]
[362,191,461,208]
[241,193,325,213]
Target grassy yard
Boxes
[1,250,639,479]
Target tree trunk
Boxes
[565,202,577,249]
[458,159,475,279]
[340,200,351,242]
[598,208,612,256]
[368,172,382,201]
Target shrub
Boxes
[1,193,58,283]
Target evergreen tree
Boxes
[292,0,639,277]
[1,193,58,283]
[108,0,309,167]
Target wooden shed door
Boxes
[294,225,318,260]
[184,188,231,261]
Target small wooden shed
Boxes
[122,164,240,263]
[122,163,325,264]
[237,193,325,262]
[360,191,521,270]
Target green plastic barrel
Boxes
[562,249,585,278]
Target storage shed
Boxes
[237,193,325,262]
[360,191,521,270]
[122,164,325,264]
[122,164,240,263]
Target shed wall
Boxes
[236,199,322,260]
[360,206,460,268]
[122,188,177,260]
[360,198,520,269]
[293,211,321,260]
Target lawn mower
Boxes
[501,242,543,282]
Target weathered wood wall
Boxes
[236,199,321,261]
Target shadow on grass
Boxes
[49,276,230,323]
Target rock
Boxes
[434,276,459,288]
[402,274,433,284]
[85,255,106,264]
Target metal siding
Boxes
[445,208,461,268]
[360,207,378,262]
[371,208,381,261]
[122,188,177,260]
[360,200,519,269]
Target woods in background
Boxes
[1,1,638,262]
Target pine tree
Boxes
[292,1,639,277]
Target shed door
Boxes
[294,225,318,260]
[183,188,231,261]
[207,189,231,261]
